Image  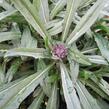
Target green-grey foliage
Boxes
[0,0,108,109]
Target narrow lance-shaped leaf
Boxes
[76,81,101,109]
[50,0,66,19]
[69,48,91,65]
[79,0,95,9]
[68,58,79,84]
[11,23,22,48]
[60,62,81,109]
[11,0,50,42]
[21,27,37,48]
[86,55,108,65]
[28,90,44,109]
[48,20,63,36]
[37,59,52,97]
[0,63,54,109]
[46,19,61,30]
[5,59,22,83]
[0,8,17,21]
[90,75,109,97]
[46,81,58,109]
[84,77,109,101]
[0,0,14,10]
[62,0,81,42]
[0,64,5,85]
[33,0,49,24]
[95,34,109,62]
[4,48,50,59]
[66,0,105,45]
[0,31,21,43]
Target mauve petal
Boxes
[53,44,68,59]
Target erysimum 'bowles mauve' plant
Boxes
[0,0,109,109]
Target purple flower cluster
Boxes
[53,44,68,59]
